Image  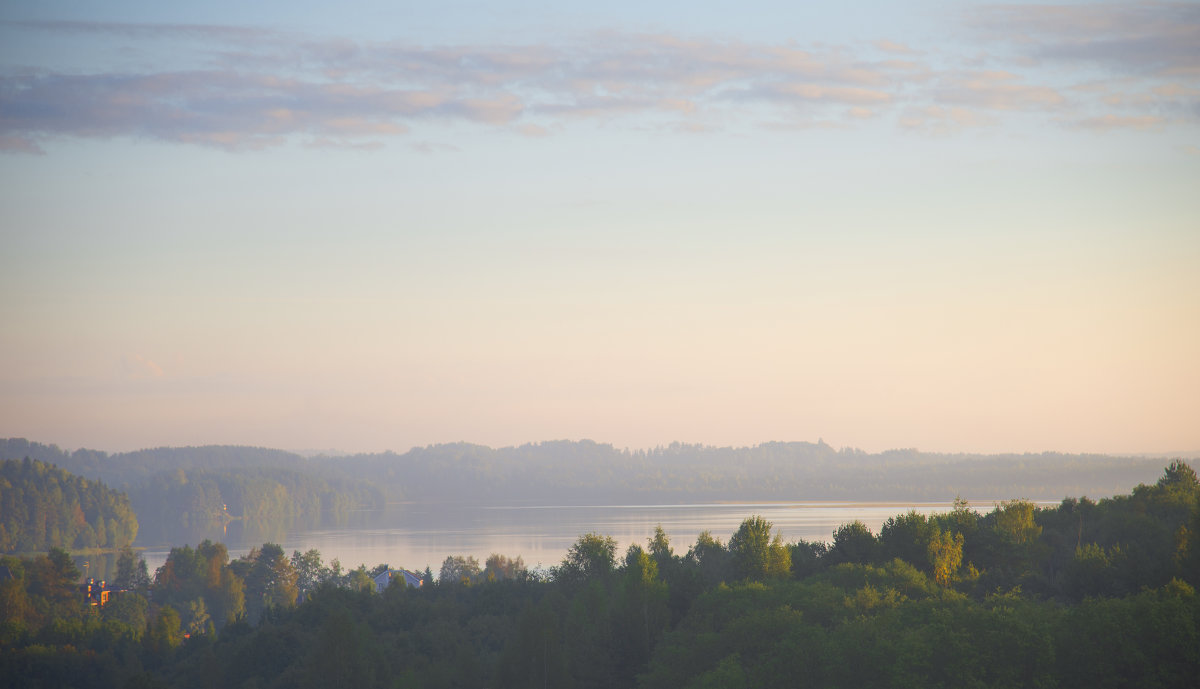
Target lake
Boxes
[73,498,1057,583]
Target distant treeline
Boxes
[0,458,138,553]
[0,462,1196,688]
[0,437,1178,547]
[331,439,1171,502]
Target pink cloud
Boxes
[1067,114,1166,130]
[0,135,44,154]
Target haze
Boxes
[2,1,1197,456]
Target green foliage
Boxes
[154,540,245,627]
[290,548,340,595]
[145,606,183,659]
[879,510,937,570]
[1054,584,1200,689]
[115,546,152,591]
[994,499,1043,546]
[483,553,526,581]
[439,555,482,585]
[555,533,618,586]
[234,543,298,621]
[927,529,964,587]
[828,520,879,566]
[687,530,730,586]
[648,525,673,564]
[102,590,148,636]
[0,458,138,552]
[1158,459,1199,492]
[347,566,374,593]
[728,516,791,582]
[789,539,828,579]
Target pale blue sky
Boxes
[1,1,1197,455]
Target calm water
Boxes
[107,499,1052,581]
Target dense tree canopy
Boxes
[728,516,792,581]
[0,458,138,553]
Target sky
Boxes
[1,1,1197,456]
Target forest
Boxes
[0,437,1175,545]
[0,440,384,548]
[1,461,1197,688]
[0,458,138,553]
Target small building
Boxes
[373,568,423,593]
[80,578,111,607]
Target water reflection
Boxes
[72,551,121,583]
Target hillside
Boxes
[0,458,138,553]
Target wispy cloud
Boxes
[1,6,1196,153]
[962,3,1200,127]
[1066,114,1165,130]
[0,71,519,151]
[118,354,164,380]
[874,39,918,55]
[0,24,923,151]
[969,2,1200,76]
[0,134,44,154]
[932,70,1066,110]
[899,105,994,134]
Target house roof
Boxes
[373,568,423,589]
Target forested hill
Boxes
[4,437,1171,506]
[0,458,138,553]
[333,440,1171,502]
[0,439,311,489]
[0,440,384,547]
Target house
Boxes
[373,568,424,593]
[80,578,111,607]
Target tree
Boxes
[146,605,184,658]
[555,533,617,585]
[790,539,828,579]
[1158,460,1199,491]
[102,589,148,635]
[689,530,730,585]
[215,566,246,624]
[305,608,381,689]
[349,567,374,593]
[185,597,211,637]
[115,546,151,591]
[829,520,879,565]
[613,545,669,682]
[649,525,674,565]
[880,511,938,570]
[995,500,1042,546]
[291,548,330,594]
[927,528,964,587]
[48,546,79,579]
[440,555,481,584]
[484,553,526,581]
[728,516,791,581]
[239,543,298,619]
